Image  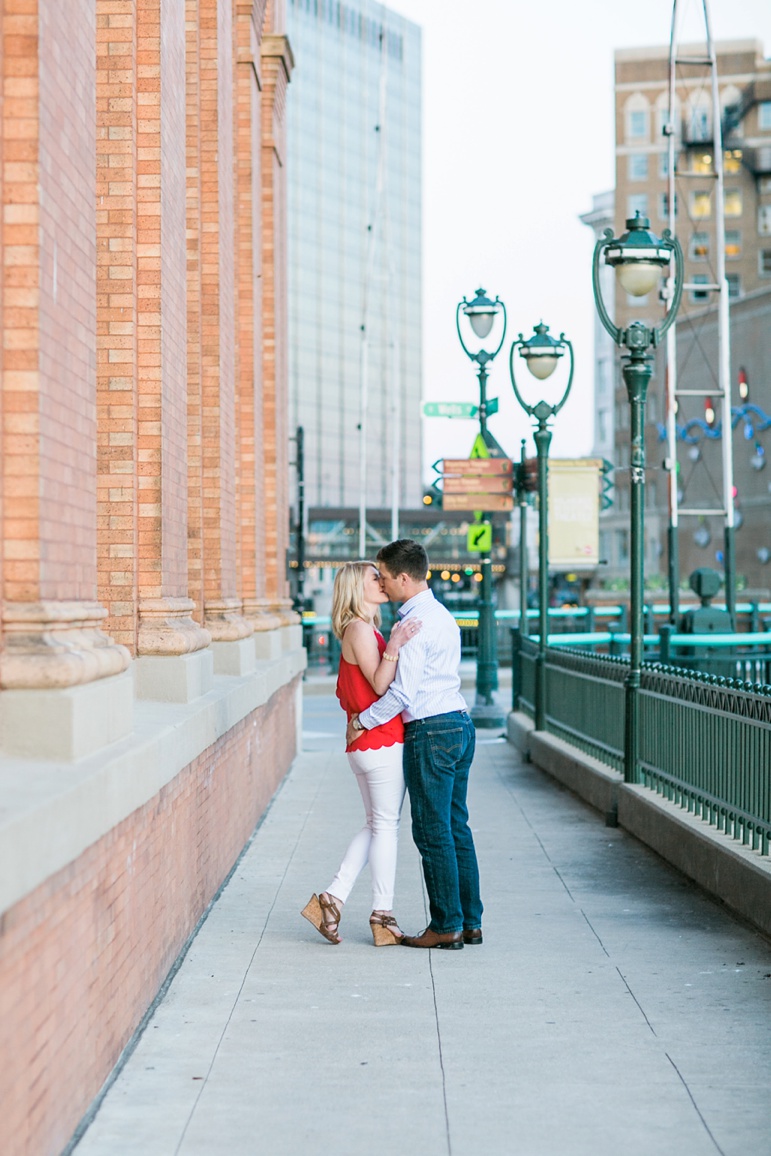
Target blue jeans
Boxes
[403,711,483,934]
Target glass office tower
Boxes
[286,0,422,511]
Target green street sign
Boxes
[470,433,490,459]
[487,397,499,416]
[467,523,492,553]
[422,401,478,419]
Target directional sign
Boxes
[467,523,492,553]
[440,456,515,511]
[442,458,513,475]
[444,493,514,512]
[444,475,513,495]
[422,401,478,419]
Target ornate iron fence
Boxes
[513,633,771,856]
[639,665,771,854]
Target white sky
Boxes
[381,0,771,481]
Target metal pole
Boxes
[518,438,529,638]
[622,352,651,785]
[534,417,551,731]
[295,425,306,613]
[471,363,503,727]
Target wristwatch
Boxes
[351,714,365,732]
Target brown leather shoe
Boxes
[463,928,483,945]
[401,927,463,950]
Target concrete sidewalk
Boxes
[75,691,771,1156]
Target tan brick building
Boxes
[610,40,771,592]
[0,2,303,1152]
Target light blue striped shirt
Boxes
[359,588,468,727]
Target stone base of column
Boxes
[0,601,131,690]
[0,670,133,760]
[137,597,212,656]
[211,637,257,676]
[244,598,284,633]
[135,649,214,703]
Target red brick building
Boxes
[0,2,301,1152]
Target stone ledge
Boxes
[0,646,307,917]
[508,710,771,940]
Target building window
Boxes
[726,274,741,298]
[618,529,629,563]
[690,273,710,303]
[628,153,649,181]
[658,152,670,179]
[659,192,677,220]
[627,193,649,218]
[689,231,709,259]
[628,108,648,141]
[759,249,771,276]
[692,152,713,174]
[724,149,743,174]
[724,230,741,259]
[691,191,711,218]
[688,105,710,142]
[759,101,771,131]
[724,188,742,216]
[760,205,771,236]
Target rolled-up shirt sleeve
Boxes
[359,633,424,729]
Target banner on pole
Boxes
[548,459,602,569]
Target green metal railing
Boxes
[639,664,771,854]
[513,633,771,856]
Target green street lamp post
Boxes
[517,438,529,638]
[456,288,507,727]
[509,323,574,732]
[592,212,683,783]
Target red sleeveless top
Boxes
[336,629,404,752]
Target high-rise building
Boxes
[285,0,423,512]
[611,40,771,588]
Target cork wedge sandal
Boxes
[301,892,342,944]
[369,911,403,947]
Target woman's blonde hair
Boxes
[331,561,382,640]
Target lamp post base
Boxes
[470,696,506,729]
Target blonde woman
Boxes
[301,561,421,946]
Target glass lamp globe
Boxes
[615,261,662,297]
[526,354,559,380]
[469,310,495,339]
[463,289,499,340]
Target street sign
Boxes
[444,493,514,512]
[440,457,515,511]
[467,523,492,552]
[443,458,513,475]
[422,401,478,419]
[444,475,513,495]
[470,433,489,459]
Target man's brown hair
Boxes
[376,539,429,582]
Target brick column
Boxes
[134,0,211,683]
[188,0,254,673]
[260,14,296,628]
[235,0,277,637]
[0,0,131,757]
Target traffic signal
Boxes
[517,457,538,493]
[423,484,442,509]
[600,460,615,509]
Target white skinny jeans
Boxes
[326,742,405,911]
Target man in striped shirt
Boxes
[348,539,483,949]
